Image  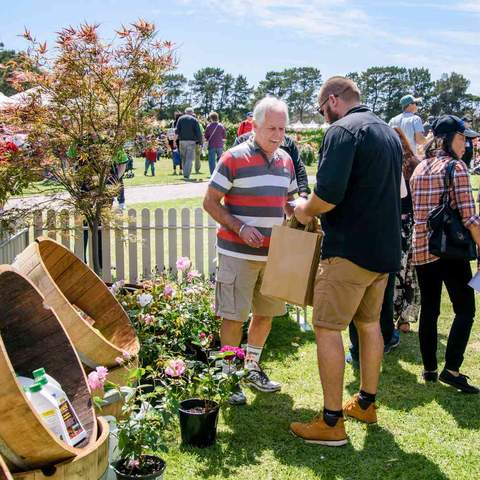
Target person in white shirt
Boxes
[389,94,427,153]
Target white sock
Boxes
[245,344,263,370]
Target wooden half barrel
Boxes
[12,416,109,480]
[0,455,13,480]
[0,266,97,471]
[13,237,140,368]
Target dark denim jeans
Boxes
[208,147,223,175]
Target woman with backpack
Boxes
[410,115,480,393]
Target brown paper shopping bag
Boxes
[260,217,323,307]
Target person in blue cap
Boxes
[389,94,427,153]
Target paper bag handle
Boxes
[287,216,320,233]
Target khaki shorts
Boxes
[215,253,286,322]
[312,257,388,331]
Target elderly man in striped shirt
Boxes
[203,97,298,405]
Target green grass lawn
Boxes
[19,157,212,196]
[161,300,480,480]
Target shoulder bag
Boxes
[427,160,477,260]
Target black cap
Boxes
[432,115,479,138]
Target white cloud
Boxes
[183,0,373,40]
[174,0,480,93]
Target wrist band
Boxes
[239,224,246,235]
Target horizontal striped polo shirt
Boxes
[209,138,298,261]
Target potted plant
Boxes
[112,257,221,371]
[167,346,246,448]
[90,366,171,480]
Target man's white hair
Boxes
[253,96,289,126]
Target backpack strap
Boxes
[441,160,456,205]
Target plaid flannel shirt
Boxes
[410,151,480,265]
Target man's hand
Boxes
[294,198,313,225]
[239,225,264,248]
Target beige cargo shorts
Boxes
[215,253,286,322]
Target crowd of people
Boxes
[202,75,480,448]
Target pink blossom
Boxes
[163,284,175,298]
[220,345,245,361]
[127,458,140,470]
[165,358,185,377]
[87,371,103,390]
[176,256,191,272]
[96,366,109,382]
[122,350,131,360]
[235,347,245,360]
[199,332,206,340]
[115,356,124,366]
[187,269,201,282]
[143,314,155,325]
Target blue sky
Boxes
[2,0,480,94]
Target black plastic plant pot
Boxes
[111,456,166,480]
[179,398,220,447]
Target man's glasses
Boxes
[316,96,330,117]
[316,87,350,116]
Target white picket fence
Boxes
[27,208,217,283]
[0,227,30,265]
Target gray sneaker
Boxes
[229,385,247,405]
[244,367,281,393]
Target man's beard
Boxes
[325,104,340,123]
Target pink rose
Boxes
[96,366,109,382]
[163,284,175,298]
[187,269,201,282]
[127,458,140,470]
[176,256,191,272]
[165,358,186,377]
[87,371,103,390]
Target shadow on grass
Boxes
[181,391,447,480]
[345,329,480,430]
[262,313,316,362]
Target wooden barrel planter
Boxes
[0,455,13,480]
[0,266,97,471]
[12,416,109,480]
[13,237,140,368]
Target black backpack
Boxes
[427,160,477,261]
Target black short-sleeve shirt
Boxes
[314,105,402,273]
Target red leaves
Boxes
[116,25,132,38]
[21,28,33,42]
[133,19,155,36]
[78,23,99,43]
